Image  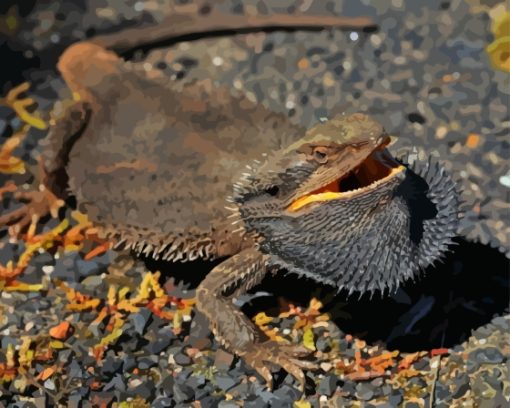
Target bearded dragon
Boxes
[0,10,459,389]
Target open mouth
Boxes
[287,148,405,212]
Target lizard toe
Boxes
[243,341,316,391]
[1,189,63,237]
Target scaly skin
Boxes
[0,14,460,388]
[0,8,374,242]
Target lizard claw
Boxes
[0,186,64,237]
[242,341,318,391]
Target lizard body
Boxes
[0,13,460,389]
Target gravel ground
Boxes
[0,0,509,407]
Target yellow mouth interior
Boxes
[288,152,405,212]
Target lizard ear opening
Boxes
[264,186,280,197]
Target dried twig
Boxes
[429,354,442,408]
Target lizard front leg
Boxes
[195,248,316,390]
[0,101,90,235]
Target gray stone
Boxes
[273,384,301,402]
[199,395,223,408]
[218,402,239,408]
[317,374,338,396]
[451,373,470,399]
[80,275,103,289]
[215,374,238,392]
[244,396,269,408]
[129,308,152,335]
[173,382,194,403]
[75,259,101,279]
[152,397,175,408]
[147,329,175,354]
[388,389,404,406]
[101,354,123,376]
[469,347,504,364]
[174,350,192,366]
[130,379,155,400]
[315,336,332,353]
[188,311,213,349]
[138,356,158,370]
[157,375,175,398]
[103,374,126,392]
[356,382,375,400]
[67,393,82,408]
[214,349,235,371]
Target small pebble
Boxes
[174,351,192,366]
[469,347,504,364]
[317,374,338,396]
[172,382,195,403]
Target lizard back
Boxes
[65,72,304,260]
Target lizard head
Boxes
[233,113,459,295]
[233,113,404,218]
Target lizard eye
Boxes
[265,186,280,196]
[313,147,328,164]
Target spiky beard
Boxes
[244,157,460,296]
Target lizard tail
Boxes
[87,9,376,54]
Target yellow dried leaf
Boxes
[5,11,18,32]
[178,298,195,316]
[18,337,32,367]
[293,317,308,331]
[262,327,287,343]
[95,328,123,349]
[253,312,273,327]
[0,125,28,175]
[6,344,15,368]
[117,299,140,313]
[5,83,47,130]
[13,377,27,392]
[3,281,44,292]
[0,218,68,281]
[492,11,510,38]
[294,400,312,408]
[107,285,116,306]
[487,36,510,73]
[66,298,101,311]
[112,316,125,330]
[173,310,182,331]
[58,280,101,312]
[141,272,164,299]
[118,286,131,300]
[396,368,423,378]
[0,156,25,174]
[308,298,323,311]
[91,325,125,361]
[130,272,165,304]
[118,398,150,408]
[49,340,65,349]
[71,210,91,225]
[302,327,316,351]
[12,99,47,130]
